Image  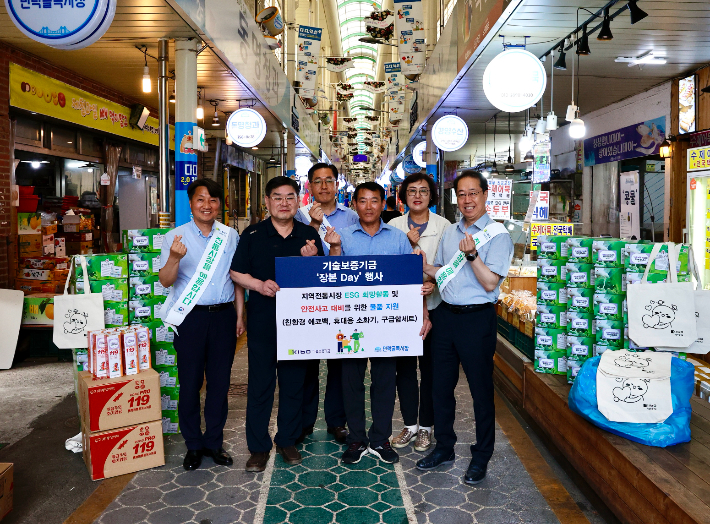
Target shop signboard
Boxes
[530,223,574,251]
[413,141,438,168]
[402,155,420,173]
[482,49,546,113]
[485,179,512,220]
[226,108,267,148]
[431,115,468,152]
[275,255,424,360]
[687,145,710,172]
[529,191,549,221]
[297,25,323,98]
[619,171,640,240]
[457,0,511,72]
[583,116,666,167]
[9,63,174,148]
[532,140,551,183]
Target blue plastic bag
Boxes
[568,355,695,447]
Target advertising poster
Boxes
[394,0,425,75]
[175,121,197,226]
[297,25,323,98]
[533,141,551,184]
[457,0,511,72]
[529,191,550,221]
[275,255,424,360]
[583,116,666,167]
[485,179,512,220]
[679,75,696,134]
[530,223,574,250]
[619,171,640,240]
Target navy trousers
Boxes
[303,359,347,429]
[173,306,237,451]
[342,357,396,448]
[430,304,497,467]
[245,316,309,453]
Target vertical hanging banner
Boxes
[297,26,323,98]
[175,122,197,226]
[394,0,425,76]
[533,140,551,183]
[385,63,405,122]
[619,171,641,239]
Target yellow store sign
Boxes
[10,63,174,149]
[529,222,574,250]
[688,146,710,172]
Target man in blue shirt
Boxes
[159,179,242,472]
[295,163,358,446]
[326,182,431,465]
[415,171,513,486]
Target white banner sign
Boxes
[485,179,513,220]
[394,0,425,75]
[529,190,550,221]
[620,171,641,239]
[297,25,323,98]
[275,255,423,360]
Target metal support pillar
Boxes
[157,38,171,227]
[174,39,198,227]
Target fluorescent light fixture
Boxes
[615,51,666,67]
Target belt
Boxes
[193,302,234,313]
[441,301,493,314]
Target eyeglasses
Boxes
[312,178,336,187]
[269,195,297,203]
[407,188,430,197]
[457,190,483,199]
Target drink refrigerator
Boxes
[686,172,710,289]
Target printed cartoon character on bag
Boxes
[612,377,650,404]
[63,309,89,334]
[613,353,654,374]
[641,300,677,330]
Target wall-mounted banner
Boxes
[457,0,511,72]
[400,51,426,76]
[529,190,549,221]
[297,25,322,98]
[275,255,424,360]
[175,121,197,226]
[619,171,640,239]
[583,116,666,167]
[485,179,513,220]
[394,0,424,52]
[532,140,551,183]
[385,62,404,96]
[9,63,174,148]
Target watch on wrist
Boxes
[466,252,478,262]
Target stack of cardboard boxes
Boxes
[16,212,69,295]
[61,211,95,256]
[122,229,179,436]
[536,237,692,383]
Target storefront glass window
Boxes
[51,127,77,151]
[64,159,102,198]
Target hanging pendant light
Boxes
[627,0,648,25]
[196,93,204,120]
[140,47,151,93]
[568,48,585,139]
[576,25,591,55]
[659,137,672,158]
[169,88,175,103]
[211,102,220,126]
[504,113,514,172]
[597,8,613,40]
[490,161,499,175]
[553,43,567,70]
[524,150,534,162]
[566,37,578,122]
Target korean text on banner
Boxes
[529,191,550,221]
[275,255,424,360]
[485,180,512,220]
[620,171,640,239]
[297,26,323,98]
[530,223,574,250]
[394,0,425,75]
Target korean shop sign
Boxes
[687,145,710,172]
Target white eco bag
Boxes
[596,349,673,424]
[657,245,710,354]
[627,243,697,349]
[53,256,106,349]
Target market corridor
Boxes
[59,334,604,524]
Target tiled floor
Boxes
[94,340,580,524]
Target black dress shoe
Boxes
[464,461,487,485]
[327,426,348,444]
[296,425,314,445]
[183,450,203,471]
[416,448,455,471]
[203,447,233,466]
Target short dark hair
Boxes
[308,163,338,182]
[386,196,397,209]
[398,173,438,205]
[187,178,223,203]
[265,176,299,197]
[454,170,488,193]
[354,181,385,201]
